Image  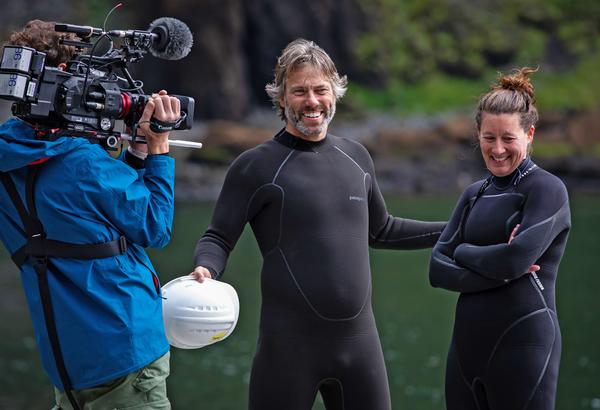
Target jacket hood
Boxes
[0,118,89,172]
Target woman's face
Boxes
[478,112,534,177]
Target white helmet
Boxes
[161,276,240,349]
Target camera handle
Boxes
[120,132,203,149]
[38,128,202,150]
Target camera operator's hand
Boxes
[137,90,181,155]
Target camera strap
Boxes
[0,163,128,410]
[148,111,187,133]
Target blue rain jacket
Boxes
[0,118,173,390]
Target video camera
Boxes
[0,18,201,150]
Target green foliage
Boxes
[354,0,600,113]
[82,0,119,27]
[513,28,546,65]
[531,142,577,158]
[348,50,600,114]
[535,52,600,111]
[347,74,488,114]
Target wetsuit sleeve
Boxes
[193,153,257,278]
[82,151,175,248]
[429,189,507,293]
[367,168,445,250]
[453,178,571,281]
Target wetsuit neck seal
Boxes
[274,128,332,152]
[474,158,537,210]
[490,157,537,189]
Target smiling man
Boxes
[281,63,336,139]
[191,39,445,410]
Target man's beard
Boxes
[284,101,336,138]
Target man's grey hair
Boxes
[265,38,348,121]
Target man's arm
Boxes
[192,150,260,280]
[367,167,445,250]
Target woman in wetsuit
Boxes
[429,67,571,410]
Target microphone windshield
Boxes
[148,17,193,60]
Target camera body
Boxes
[0,21,194,149]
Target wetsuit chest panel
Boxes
[464,193,525,246]
[275,148,369,239]
[270,147,372,320]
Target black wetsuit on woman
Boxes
[194,129,445,410]
[429,158,571,410]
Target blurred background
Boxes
[0,0,598,408]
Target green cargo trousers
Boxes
[51,352,170,410]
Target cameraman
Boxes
[0,20,179,409]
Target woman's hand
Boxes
[509,224,540,273]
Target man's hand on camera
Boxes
[137,90,181,155]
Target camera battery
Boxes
[1,46,36,73]
[0,72,32,100]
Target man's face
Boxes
[280,64,336,141]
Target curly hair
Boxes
[265,38,348,121]
[475,67,539,132]
[5,20,77,67]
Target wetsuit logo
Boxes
[531,272,544,291]
[349,196,365,202]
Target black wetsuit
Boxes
[195,129,445,410]
[429,158,571,410]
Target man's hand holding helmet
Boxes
[190,265,213,283]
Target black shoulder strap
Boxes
[0,165,128,410]
[1,166,81,409]
[0,169,127,268]
[10,236,128,268]
[0,171,38,235]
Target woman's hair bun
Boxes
[494,67,538,102]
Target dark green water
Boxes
[0,196,598,409]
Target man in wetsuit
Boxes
[191,38,445,410]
